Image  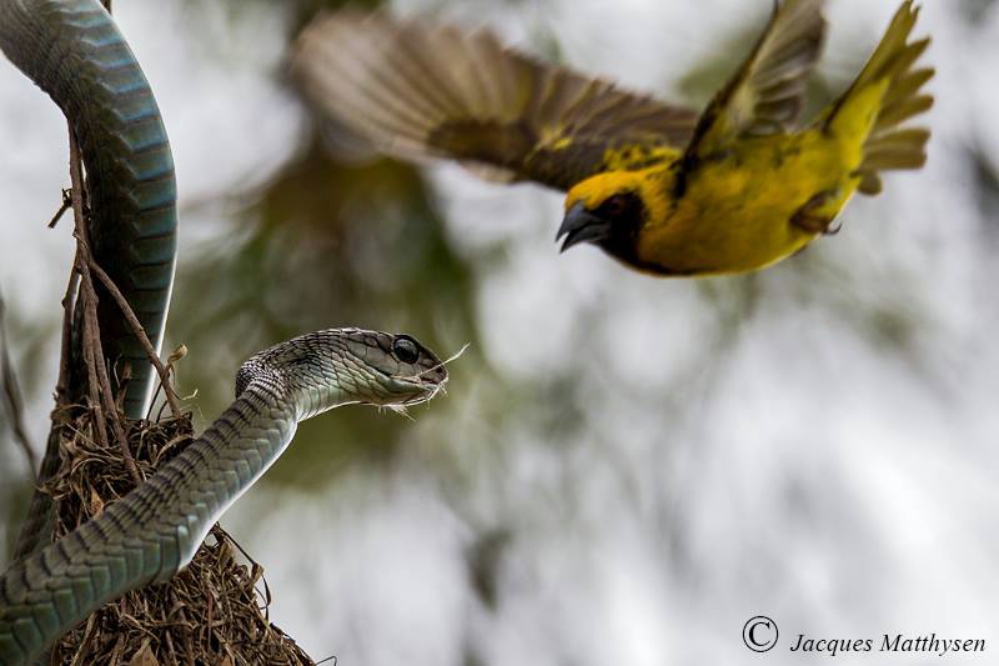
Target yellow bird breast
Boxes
[636,131,862,276]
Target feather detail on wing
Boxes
[292,11,698,191]
[684,0,827,160]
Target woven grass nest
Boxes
[38,403,315,666]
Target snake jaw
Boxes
[416,372,448,402]
[392,340,471,405]
[381,368,448,407]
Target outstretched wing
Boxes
[683,0,827,162]
[293,11,699,191]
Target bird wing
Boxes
[292,11,699,192]
[682,0,827,162]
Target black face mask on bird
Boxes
[556,192,646,261]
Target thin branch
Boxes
[0,292,38,478]
[47,189,71,229]
[87,258,182,418]
[55,269,80,400]
[67,128,140,484]
[67,136,108,450]
[113,363,132,414]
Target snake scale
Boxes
[0,1,449,664]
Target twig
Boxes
[0,291,38,478]
[114,363,132,414]
[75,262,108,446]
[55,269,80,400]
[67,128,140,485]
[79,265,136,481]
[47,189,71,229]
[87,258,182,418]
[66,135,107,450]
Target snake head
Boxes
[340,329,448,407]
[239,328,448,415]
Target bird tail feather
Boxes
[824,1,934,195]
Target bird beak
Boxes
[556,202,608,253]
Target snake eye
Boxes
[392,336,420,364]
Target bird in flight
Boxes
[293,0,933,277]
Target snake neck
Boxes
[237,339,362,421]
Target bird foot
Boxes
[791,191,840,235]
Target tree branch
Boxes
[0,291,38,478]
[67,128,140,484]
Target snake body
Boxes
[0,0,177,418]
[0,329,447,664]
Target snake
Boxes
[0,329,448,664]
[0,1,450,664]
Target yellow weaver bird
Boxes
[294,0,932,276]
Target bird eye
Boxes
[604,195,628,217]
[392,336,420,364]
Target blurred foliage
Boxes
[959,0,998,26]
[171,135,480,489]
[0,293,47,562]
[971,146,999,231]
[179,0,379,37]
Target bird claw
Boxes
[791,191,839,235]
